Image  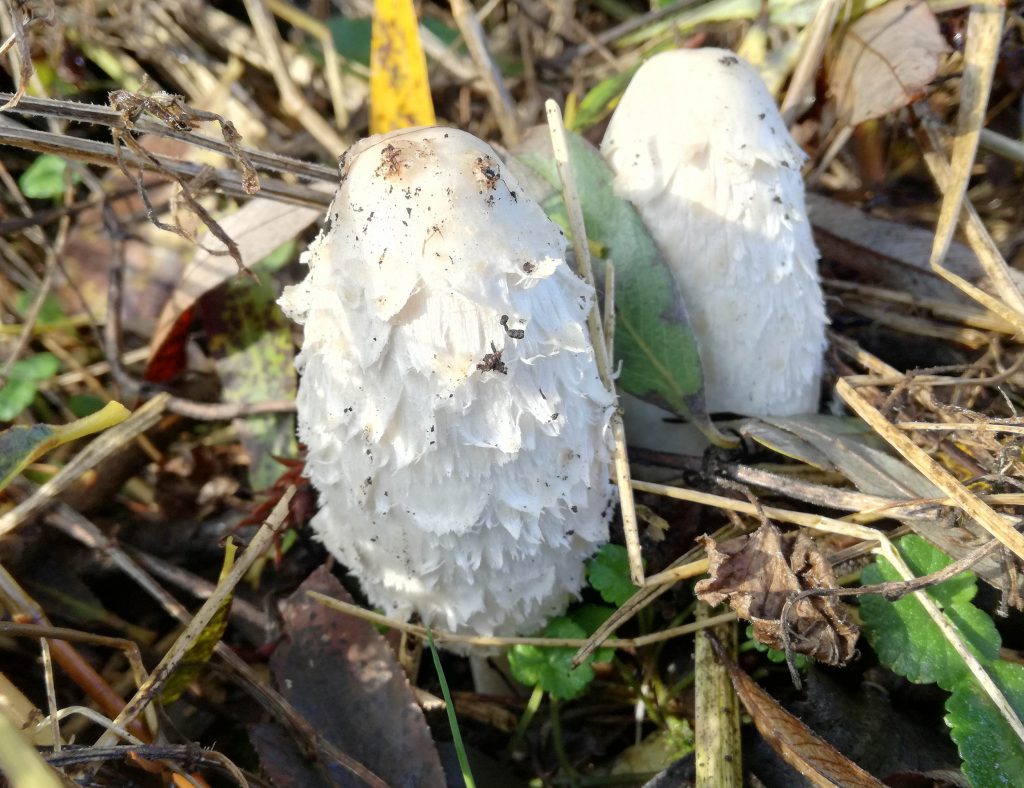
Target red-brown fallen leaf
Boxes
[706,633,885,788]
[261,566,446,788]
[829,0,949,126]
[695,523,858,665]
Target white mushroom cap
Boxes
[279,127,614,641]
[601,48,827,417]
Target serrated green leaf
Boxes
[0,353,61,420]
[509,616,594,699]
[201,274,297,491]
[946,661,1024,787]
[19,154,76,199]
[861,535,999,690]
[586,544,636,606]
[516,129,731,447]
[508,605,616,700]
[861,535,1024,785]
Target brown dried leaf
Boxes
[707,634,885,788]
[695,523,858,665]
[264,566,446,788]
[830,0,949,126]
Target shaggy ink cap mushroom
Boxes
[279,127,615,643]
[601,48,827,417]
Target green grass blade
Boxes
[426,628,476,788]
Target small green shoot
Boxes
[508,607,615,700]
[0,401,131,491]
[426,628,475,788]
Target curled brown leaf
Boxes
[696,523,858,665]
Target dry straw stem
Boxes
[926,4,1024,316]
[837,377,1024,563]
[544,99,643,588]
[266,0,352,131]
[823,278,1017,334]
[38,490,380,785]
[571,524,743,667]
[307,590,735,649]
[449,0,519,145]
[0,711,63,788]
[694,602,741,788]
[779,0,842,122]
[241,0,349,155]
[838,301,989,348]
[95,487,295,749]
[44,744,248,786]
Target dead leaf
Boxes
[741,415,1022,609]
[264,566,446,788]
[706,633,885,788]
[146,187,332,379]
[830,0,949,126]
[695,523,858,666]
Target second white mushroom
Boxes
[602,48,827,417]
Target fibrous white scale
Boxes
[601,48,827,417]
[279,127,615,640]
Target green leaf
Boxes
[508,604,616,700]
[161,540,238,704]
[570,69,635,132]
[67,394,106,418]
[19,155,74,199]
[0,353,60,421]
[946,661,1024,787]
[0,402,131,491]
[328,16,373,65]
[587,544,636,606]
[744,624,811,670]
[14,291,66,326]
[861,535,999,690]
[509,616,594,700]
[255,241,297,274]
[200,274,297,491]
[515,129,731,447]
[861,535,1024,784]
[328,15,463,68]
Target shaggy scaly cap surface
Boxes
[280,127,615,638]
[602,48,827,417]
